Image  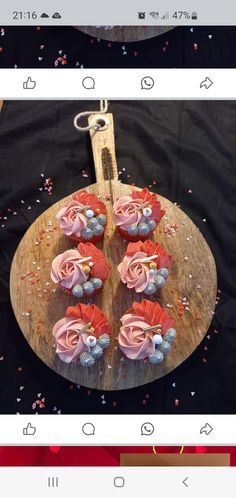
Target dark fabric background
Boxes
[0,100,236,414]
[1,26,236,68]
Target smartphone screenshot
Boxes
[0,1,236,494]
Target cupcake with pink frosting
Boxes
[113,188,165,241]
[51,242,110,298]
[53,303,112,367]
[118,299,176,364]
[56,189,107,244]
[118,240,171,296]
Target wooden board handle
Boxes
[88,113,118,184]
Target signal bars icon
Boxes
[149,11,170,20]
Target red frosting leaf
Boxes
[72,189,107,215]
[66,303,112,338]
[125,240,171,269]
[131,188,165,223]
[78,242,110,280]
[128,299,175,335]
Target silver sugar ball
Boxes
[157,268,169,279]
[91,344,104,359]
[79,351,95,367]
[138,222,150,236]
[127,223,139,236]
[154,275,166,289]
[82,281,94,295]
[72,284,84,298]
[90,277,103,289]
[97,334,110,350]
[146,219,157,231]
[96,214,107,226]
[92,224,104,236]
[164,328,176,344]
[144,283,156,295]
[148,350,164,364]
[159,340,171,355]
[81,228,93,240]
[87,217,98,229]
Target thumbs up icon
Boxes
[23,423,36,435]
[23,77,36,89]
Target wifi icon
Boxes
[149,12,159,19]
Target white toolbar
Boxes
[0,415,235,445]
[0,69,236,100]
[0,467,235,497]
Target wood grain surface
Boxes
[10,112,217,390]
[75,26,175,42]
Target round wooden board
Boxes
[75,26,175,42]
[10,181,217,391]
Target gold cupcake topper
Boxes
[77,322,95,336]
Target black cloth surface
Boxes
[0,100,236,414]
[1,26,236,68]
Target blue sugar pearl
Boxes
[72,284,84,298]
[146,219,156,231]
[127,224,139,236]
[138,222,149,236]
[81,228,93,240]
[92,224,104,236]
[87,217,98,229]
[144,283,156,295]
[90,277,103,289]
[157,268,169,279]
[164,328,176,344]
[148,350,164,364]
[159,340,171,355]
[82,281,94,295]
[79,352,95,368]
[154,275,166,289]
[96,214,107,226]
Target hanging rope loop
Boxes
[73,100,109,132]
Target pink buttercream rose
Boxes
[118,251,151,293]
[118,313,153,360]
[51,249,87,289]
[56,200,87,237]
[113,195,143,230]
[53,317,90,363]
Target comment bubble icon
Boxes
[82,422,96,436]
[82,77,96,90]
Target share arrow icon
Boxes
[200,77,213,89]
[200,422,213,435]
